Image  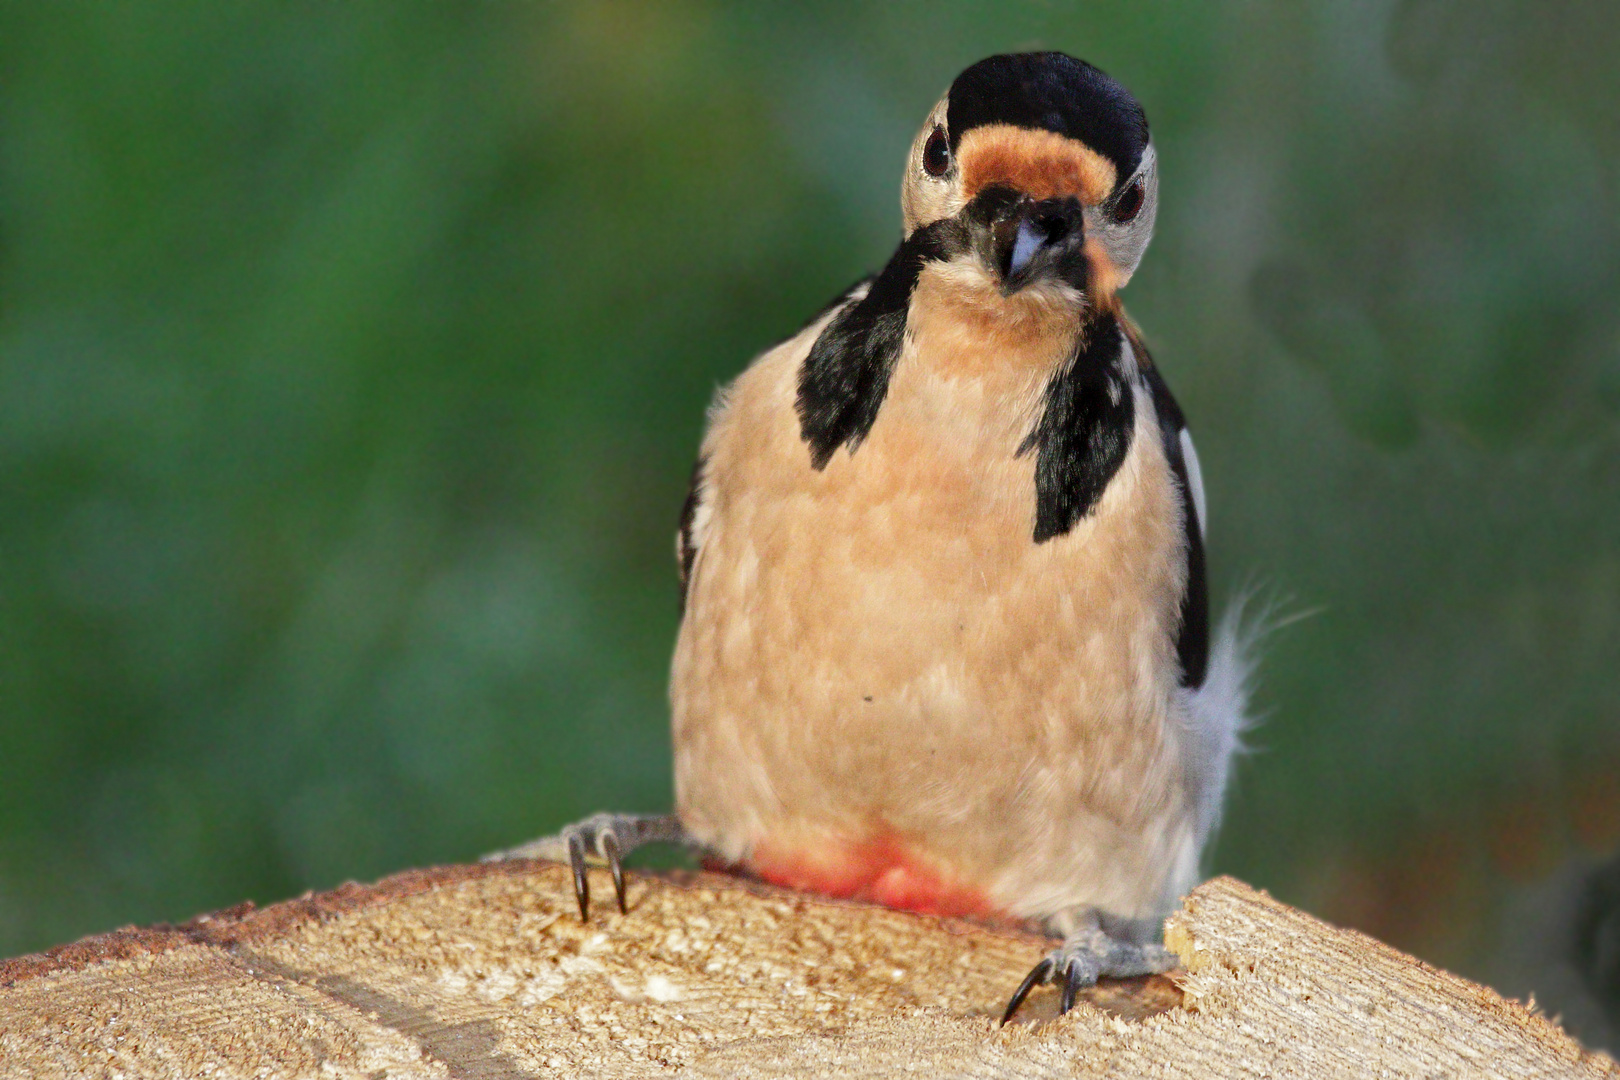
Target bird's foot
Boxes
[1001,921,1179,1023]
[482,812,687,921]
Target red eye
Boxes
[922,126,950,177]
[1112,179,1144,224]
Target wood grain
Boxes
[1,866,1612,1078]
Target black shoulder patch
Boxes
[1019,312,1135,542]
[796,220,957,469]
[946,52,1149,189]
[1138,350,1209,689]
[677,454,706,613]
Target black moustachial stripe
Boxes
[677,454,706,612]
[946,52,1149,191]
[1137,345,1209,689]
[1019,311,1136,543]
[796,220,956,469]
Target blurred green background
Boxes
[2,0,1617,1048]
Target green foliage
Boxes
[1,1,1616,1012]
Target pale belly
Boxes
[670,377,1198,925]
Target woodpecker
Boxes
[491,51,1255,1022]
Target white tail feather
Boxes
[1179,596,1269,857]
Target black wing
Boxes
[1134,336,1209,690]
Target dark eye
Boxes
[922,126,950,178]
[1112,179,1144,224]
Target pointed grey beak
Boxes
[962,187,1088,295]
[1008,218,1048,279]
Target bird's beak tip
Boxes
[970,189,1085,296]
[1006,219,1046,280]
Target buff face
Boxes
[901,53,1160,304]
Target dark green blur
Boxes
[2,0,1617,1046]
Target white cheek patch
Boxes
[1104,144,1157,285]
[1179,427,1206,540]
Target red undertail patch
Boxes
[745,832,999,920]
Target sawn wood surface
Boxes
[1,863,1614,1078]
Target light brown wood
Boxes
[0,866,1612,1079]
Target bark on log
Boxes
[0,863,1613,1079]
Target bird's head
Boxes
[900,52,1156,309]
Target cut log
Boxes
[0,864,1612,1078]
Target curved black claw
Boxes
[1000,956,1055,1025]
[1059,958,1087,1015]
[602,830,626,914]
[567,831,590,921]
[493,812,686,922]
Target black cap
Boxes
[946,53,1149,189]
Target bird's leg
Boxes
[1001,908,1180,1023]
[482,812,688,921]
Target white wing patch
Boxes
[1178,427,1206,541]
[687,481,714,562]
